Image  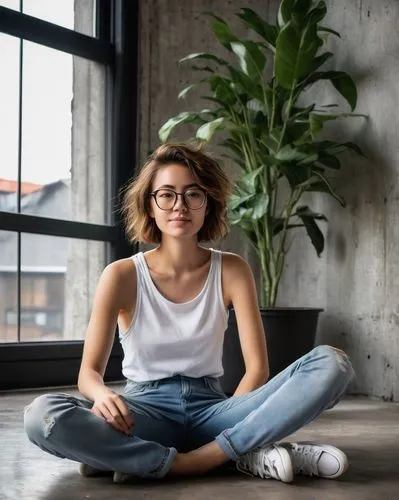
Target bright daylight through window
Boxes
[0,0,107,343]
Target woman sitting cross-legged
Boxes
[24,142,355,484]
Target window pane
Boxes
[19,233,107,342]
[20,41,107,224]
[0,231,18,343]
[0,1,19,11]
[0,0,96,37]
[0,34,19,212]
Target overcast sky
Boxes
[0,0,73,184]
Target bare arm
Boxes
[223,254,269,396]
[77,260,136,434]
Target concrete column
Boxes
[64,0,106,340]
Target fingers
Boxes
[92,403,127,434]
[91,395,134,435]
[113,395,135,429]
[91,405,124,432]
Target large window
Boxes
[0,1,139,389]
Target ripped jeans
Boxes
[24,345,355,478]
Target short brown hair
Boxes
[121,142,232,244]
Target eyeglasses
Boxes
[150,188,207,210]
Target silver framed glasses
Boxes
[150,188,207,210]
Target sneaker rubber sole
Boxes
[274,446,294,483]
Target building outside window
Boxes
[0,0,138,388]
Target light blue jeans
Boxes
[24,345,354,478]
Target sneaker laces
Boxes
[236,447,279,479]
[288,443,320,476]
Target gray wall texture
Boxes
[138,0,399,401]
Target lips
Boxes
[170,218,190,222]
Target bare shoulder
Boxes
[220,251,251,278]
[100,257,136,286]
[219,251,253,307]
[100,256,137,309]
[106,256,136,277]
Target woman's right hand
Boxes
[91,388,134,435]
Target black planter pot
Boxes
[220,307,323,395]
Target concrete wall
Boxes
[139,0,399,400]
[138,0,277,286]
[278,0,399,401]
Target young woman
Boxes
[24,143,355,484]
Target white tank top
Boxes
[119,248,229,382]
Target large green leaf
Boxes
[226,65,263,100]
[236,8,278,52]
[296,174,322,189]
[260,135,280,155]
[278,0,296,27]
[196,117,225,142]
[208,16,238,49]
[179,52,229,67]
[275,144,311,162]
[291,103,315,119]
[310,112,365,137]
[200,95,231,111]
[304,71,357,110]
[279,163,312,187]
[293,206,327,220]
[291,0,313,27]
[228,206,254,225]
[318,26,340,37]
[178,84,196,100]
[228,193,254,210]
[330,73,358,111]
[208,75,237,105]
[315,153,341,169]
[275,21,320,88]
[240,166,265,190]
[307,1,327,25]
[309,112,341,136]
[315,140,365,157]
[304,51,333,77]
[252,193,270,219]
[293,0,313,16]
[305,181,345,206]
[190,65,215,73]
[295,205,326,256]
[312,171,345,205]
[159,111,207,142]
[287,122,310,143]
[230,41,266,78]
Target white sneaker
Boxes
[236,444,293,483]
[113,471,135,484]
[279,442,348,479]
[79,463,107,477]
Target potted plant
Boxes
[158,0,364,392]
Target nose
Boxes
[173,193,187,210]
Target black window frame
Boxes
[0,0,139,389]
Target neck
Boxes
[154,238,208,274]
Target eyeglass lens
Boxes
[155,189,205,210]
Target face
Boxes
[149,163,208,241]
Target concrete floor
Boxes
[0,386,398,500]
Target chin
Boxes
[168,230,197,239]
